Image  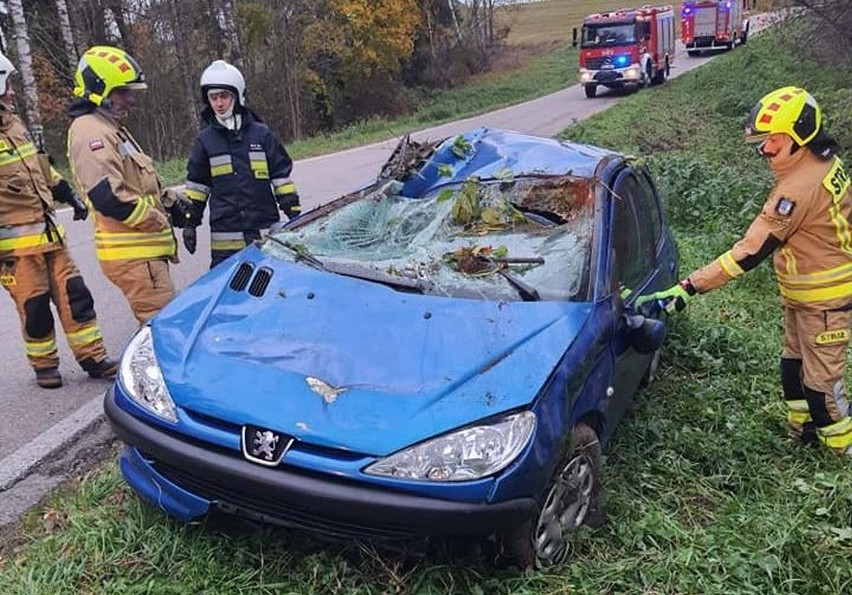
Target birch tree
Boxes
[168,0,200,131]
[7,0,42,144]
[54,0,78,69]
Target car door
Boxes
[605,166,663,424]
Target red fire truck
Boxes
[577,5,676,99]
[681,1,750,56]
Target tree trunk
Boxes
[446,0,463,46]
[107,0,132,52]
[220,0,243,68]
[54,0,78,70]
[168,0,200,131]
[7,0,42,144]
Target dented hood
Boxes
[152,247,592,456]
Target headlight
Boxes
[625,67,640,79]
[364,411,536,482]
[118,326,178,423]
[579,71,593,82]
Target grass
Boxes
[3,22,852,595]
[498,0,632,46]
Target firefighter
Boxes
[67,46,192,324]
[645,86,852,456]
[0,52,116,388]
[182,59,300,268]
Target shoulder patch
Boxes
[774,197,795,217]
[823,159,850,204]
[89,139,105,152]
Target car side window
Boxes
[612,169,657,290]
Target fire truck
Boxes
[681,1,750,56]
[577,5,676,99]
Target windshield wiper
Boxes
[321,262,428,293]
[479,256,544,302]
[264,234,327,271]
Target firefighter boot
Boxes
[80,357,118,379]
[35,367,63,389]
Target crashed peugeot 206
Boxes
[105,127,679,567]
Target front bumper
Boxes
[104,388,536,540]
[579,66,642,86]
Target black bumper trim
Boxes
[104,389,536,537]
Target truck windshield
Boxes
[581,23,636,47]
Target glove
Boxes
[51,179,89,221]
[69,192,89,221]
[276,193,301,219]
[182,227,197,255]
[168,197,194,229]
[638,279,696,314]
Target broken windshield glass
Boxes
[264,175,595,302]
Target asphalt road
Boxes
[0,38,739,507]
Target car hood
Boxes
[153,247,593,456]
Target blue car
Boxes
[105,128,678,567]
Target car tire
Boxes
[498,421,606,569]
[584,84,597,99]
[651,58,668,85]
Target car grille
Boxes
[149,457,420,541]
[584,56,608,70]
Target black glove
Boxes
[168,198,194,229]
[52,179,89,221]
[276,193,301,219]
[182,227,197,255]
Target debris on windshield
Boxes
[450,178,527,230]
[443,244,508,275]
[378,134,442,181]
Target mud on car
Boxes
[106,127,678,567]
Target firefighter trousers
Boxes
[0,248,108,371]
[781,307,852,453]
[100,258,176,325]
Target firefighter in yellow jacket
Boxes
[0,53,116,388]
[646,87,852,456]
[67,46,192,324]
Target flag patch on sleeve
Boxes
[775,197,795,217]
[89,139,105,151]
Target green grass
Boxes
[3,29,852,595]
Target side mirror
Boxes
[572,27,578,48]
[624,312,666,355]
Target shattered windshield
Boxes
[581,23,636,47]
[264,175,596,302]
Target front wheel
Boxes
[584,84,598,99]
[498,422,606,569]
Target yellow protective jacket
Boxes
[67,101,176,262]
[0,110,67,256]
[690,149,852,309]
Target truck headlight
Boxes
[625,67,640,79]
[580,71,593,82]
[364,411,536,482]
[118,326,177,423]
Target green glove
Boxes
[637,280,696,313]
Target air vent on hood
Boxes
[229,262,255,292]
[248,267,273,297]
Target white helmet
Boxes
[0,52,17,96]
[200,60,245,107]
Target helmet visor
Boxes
[744,101,769,143]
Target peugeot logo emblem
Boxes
[241,425,294,466]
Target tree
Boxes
[7,0,42,144]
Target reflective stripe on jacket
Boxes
[67,103,176,262]
[185,108,295,233]
[0,111,65,256]
[691,152,852,308]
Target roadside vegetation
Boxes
[2,23,851,595]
